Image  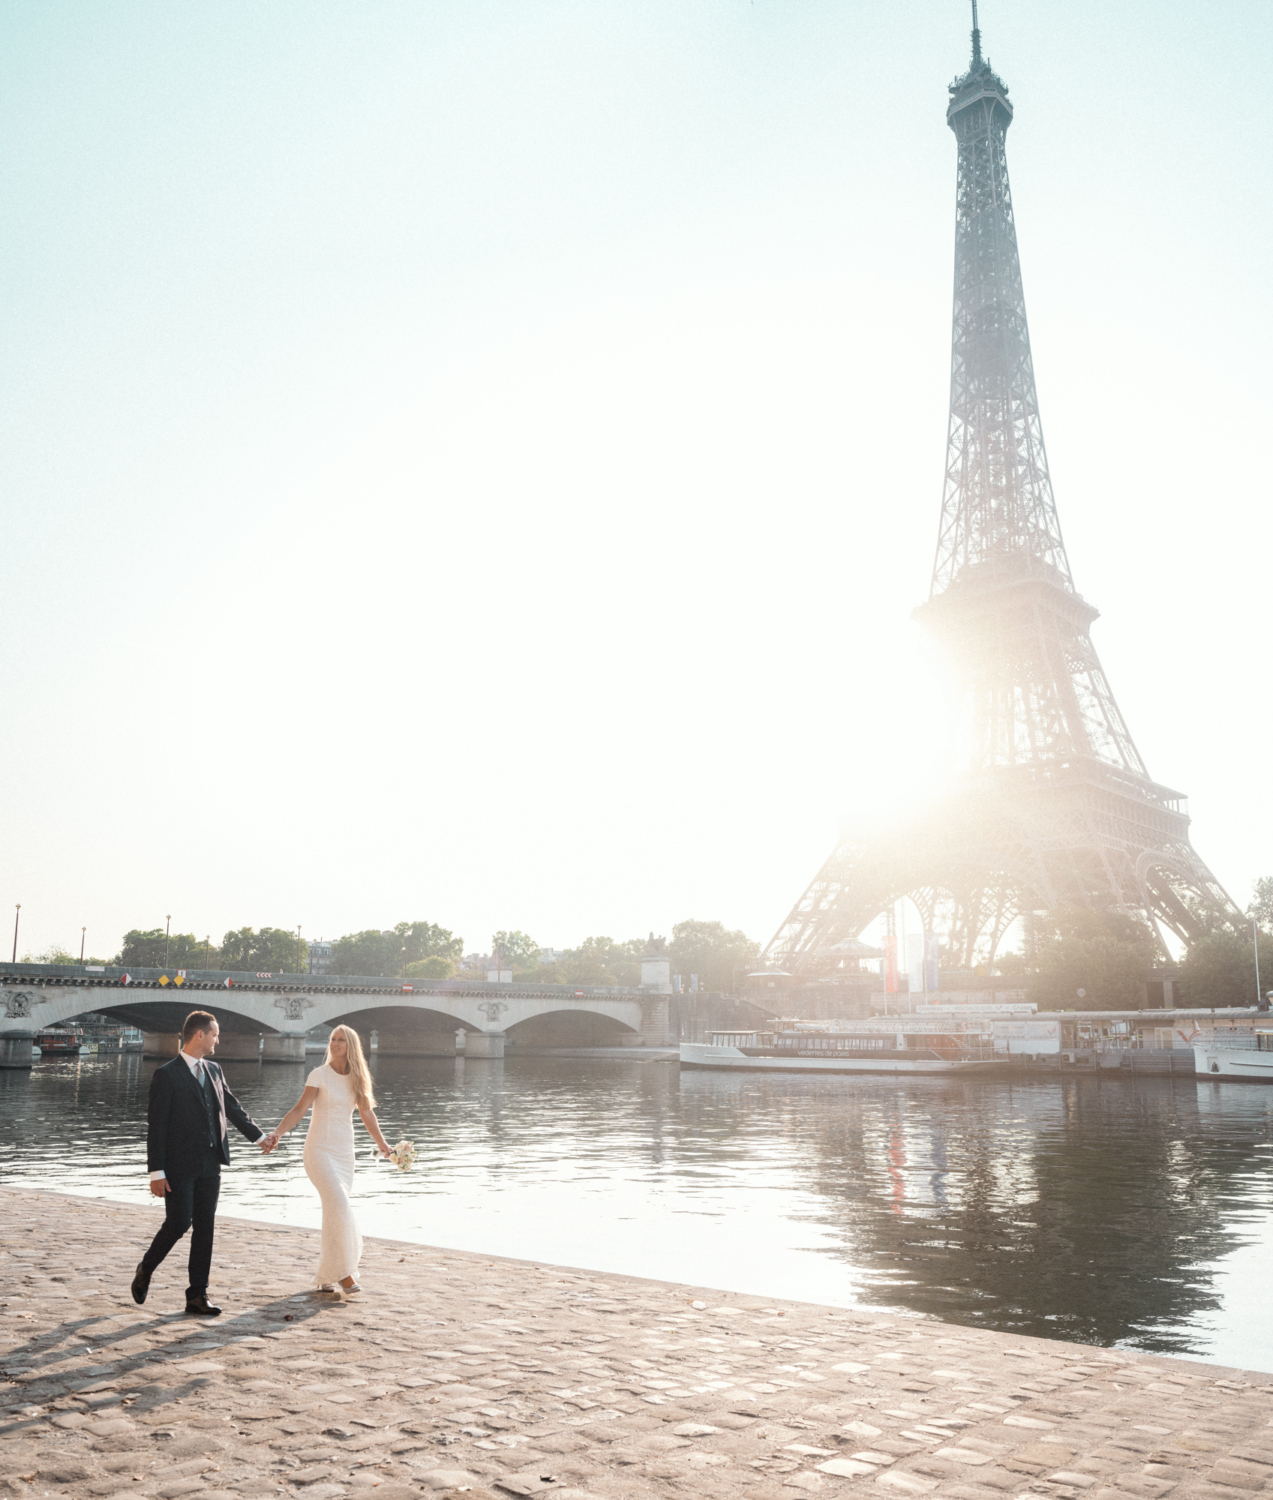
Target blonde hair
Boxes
[327,1025,376,1111]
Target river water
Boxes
[3,1053,1272,1370]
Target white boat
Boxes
[1194,1032,1273,1082]
[680,1025,1000,1076]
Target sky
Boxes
[1,0,1270,963]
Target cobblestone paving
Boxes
[3,1189,1271,1500]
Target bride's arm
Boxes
[266,1086,319,1150]
[358,1106,392,1157]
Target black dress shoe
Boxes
[185,1295,222,1316]
[131,1261,151,1305]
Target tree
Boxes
[24,945,79,966]
[329,920,462,978]
[574,936,644,986]
[117,929,214,970]
[520,936,646,987]
[396,921,463,965]
[1027,906,1157,1011]
[668,919,760,995]
[219,926,305,973]
[118,929,165,966]
[516,925,760,990]
[492,930,539,968]
[330,930,398,977]
[1180,929,1273,1010]
[1250,877,1273,930]
[403,956,455,980]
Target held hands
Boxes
[259,1130,281,1154]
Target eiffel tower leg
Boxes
[764,835,908,978]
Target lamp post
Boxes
[80,927,86,964]
[204,935,211,970]
[296,925,303,975]
[164,915,171,968]
[1256,915,1263,1012]
[11,905,19,964]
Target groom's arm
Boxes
[220,1073,265,1143]
[147,1067,173,1179]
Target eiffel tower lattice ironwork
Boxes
[764,7,1242,974]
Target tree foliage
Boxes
[219,926,306,973]
[512,921,759,991]
[668,919,760,995]
[575,936,644,986]
[23,945,80,966]
[104,914,760,989]
[1249,876,1273,931]
[403,955,456,980]
[330,920,462,978]
[1026,906,1157,1012]
[491,930,540,967]
[109,917,465,976]
[993,897,1273,1012]
[117,928,216,970]
[1180,929,1273,1010]
[522,936,646,987]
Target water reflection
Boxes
[2,1054,1270,1368]
[767,1074,1271,1354]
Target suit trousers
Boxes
[142,1153,222,1298]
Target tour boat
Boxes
[35,1027,86,1057]
[1193,1032,1273,1083]
[680,1025,1000,1075]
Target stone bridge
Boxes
[0,963,675,1067]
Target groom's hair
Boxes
[182,1010,217,1043]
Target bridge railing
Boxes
[0,961,659,1000]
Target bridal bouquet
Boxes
[387,1139,417,1172]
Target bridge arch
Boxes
[2,989,290,1038]
[504,1007,641,1049]
[328,1003,473,1058]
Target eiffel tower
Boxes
[765,4,1242,975]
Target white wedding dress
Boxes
[303,1063,363,1287]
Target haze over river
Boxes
[3,1053,1272,1371]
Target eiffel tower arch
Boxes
[765,8,1242,978]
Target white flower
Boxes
[387,1138,417,1172]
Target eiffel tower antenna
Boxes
[762,25,1242,981]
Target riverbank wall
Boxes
[3,1187,1272,1500]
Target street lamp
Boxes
[296,924,303,975]
[80,927,86,964]
[11,904,20,964]
[204,935,211,970]
[164,915,172,968]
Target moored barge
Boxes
[35,1026,86,1057]
[1194,1031,1273,1082]
[681,1023,999,1075]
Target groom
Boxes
[132,1009,276,1316]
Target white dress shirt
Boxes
[148,1049,208,1182]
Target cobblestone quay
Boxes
[3,1189,1271,1500]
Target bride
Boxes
[264,1025,391,1293]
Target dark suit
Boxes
[142,1053,264,1299]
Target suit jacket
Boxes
[147,1053,263,1180]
